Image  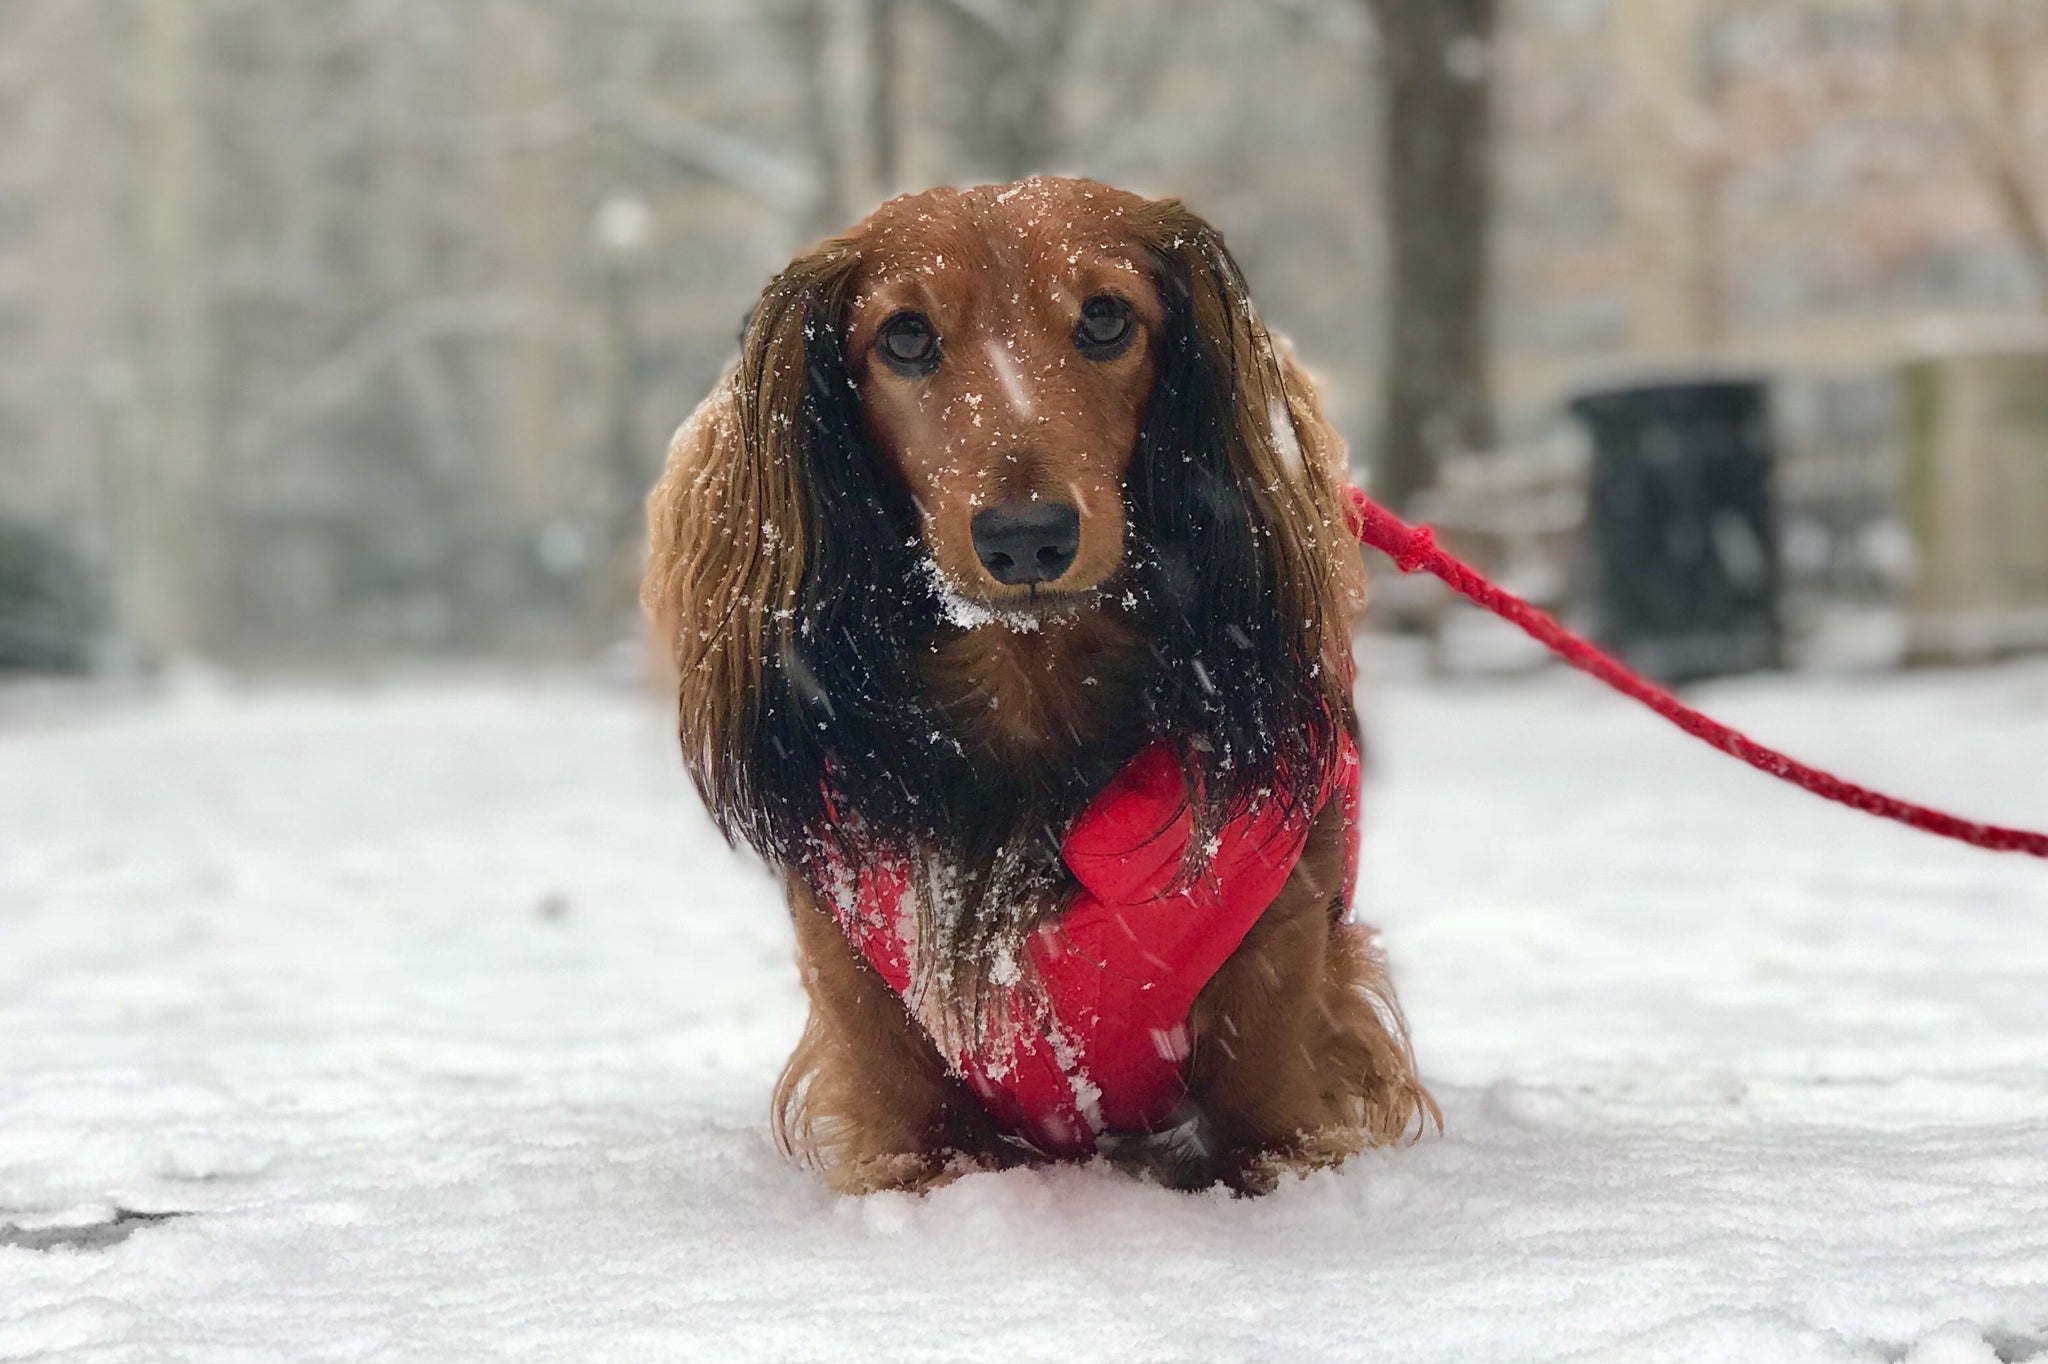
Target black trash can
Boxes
[1568,378,1782,683]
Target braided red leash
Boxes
[1342,485,2048,859]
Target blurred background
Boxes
[2,0,2046,682]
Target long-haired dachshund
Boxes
[645,177,1435,1195]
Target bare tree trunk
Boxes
[791,0,851,237]
[129,0,214,661]
[1364,0,1498,512]
[919,0,1077,181]
[489,0,573,523]
[865,0,901,198]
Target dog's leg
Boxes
[775,881,1000,1194]
[1184,801,1437,1193]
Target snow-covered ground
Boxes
[2,656,2045,1363]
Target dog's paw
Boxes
[1103,1103,1224,1191]
[827,1148,987,1196]
[1225,1124,1370,1195]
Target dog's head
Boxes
[840,182,1160,606]
[647,177,1362,869]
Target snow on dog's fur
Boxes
[644,177,1434,1193]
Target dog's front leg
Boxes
[774,882,999,1194]
[1184,802,1434,1193]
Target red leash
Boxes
[1342,486,2048,860]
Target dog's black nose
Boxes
[971,501,1081,586]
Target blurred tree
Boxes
[865,0,903,198]
[591,191,655,644]
[1613,0,1733,355]
[20,0,2042,671]
[1898,0,2048,305]
[788,0,853,235]
[1362,0,1497,511]
[918,0,1081,181]
[129,0,215,662]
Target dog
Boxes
[644,176,1435,1194]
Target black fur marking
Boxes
[1123,230,1338,833]
[741,273,951,872]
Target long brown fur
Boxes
[646,177,1434,1194]
[642,244,856,817]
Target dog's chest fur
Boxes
[920,608,1150,784]
[895,608,1155,958]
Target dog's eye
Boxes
[878,312,940,374]
[1074,295,1134,358]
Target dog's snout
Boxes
[971,501,1081,586]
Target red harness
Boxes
[827,736,1360,1155]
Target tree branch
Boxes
[234,294,547,458]
[440,89,815,214]
[914,0,1043,50]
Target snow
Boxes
[2,659,2046,1363]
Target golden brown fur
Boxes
[645,177,1434,1194]
[1182,793,1439,1192]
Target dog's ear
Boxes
[642,241,863,855]
[1124,200,1360,815]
